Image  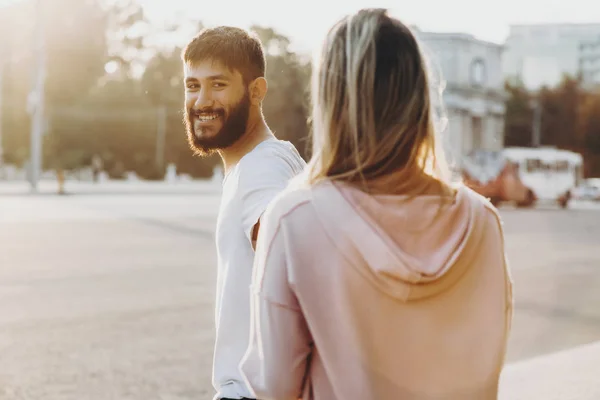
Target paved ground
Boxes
[1,182,600,399]
[500,341,600,400]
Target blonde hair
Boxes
[307,8,452,198]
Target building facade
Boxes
[416,31,506,167]
[579,36,600,88]
[503,23,600,89]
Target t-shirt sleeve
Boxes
[238,150,301,243]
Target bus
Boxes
[461,147,584,208]
[503,147,583,208]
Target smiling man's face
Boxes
[184,60,250,156]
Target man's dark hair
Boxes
[182,26,266,84]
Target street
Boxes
[1,187,600,399]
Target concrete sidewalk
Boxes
[500,340,600,399]
[0,179,222,196]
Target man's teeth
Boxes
[197,113,219,122]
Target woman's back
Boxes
[240,9,513,400]
[264,181,512,399]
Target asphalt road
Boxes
[1,190,599,399]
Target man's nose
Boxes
[194,87,213,109]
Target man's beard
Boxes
[185,91,251,157]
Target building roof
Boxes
[416,30,504,49]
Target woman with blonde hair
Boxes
[240,8,513,400]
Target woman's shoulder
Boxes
[264,177,341,226]
[263,176,315,222]
[456,184,505,233]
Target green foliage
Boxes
[504,76,600,176]
[504,82,533,148]
[0,1,311,180]
[251,25,311,158]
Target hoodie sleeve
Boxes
[240,207,313,400]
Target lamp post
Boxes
[529,95,542,148]
[28,0,46,192]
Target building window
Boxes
[526,159,542,172]
[556,160,570,171]
[470,58,487,87]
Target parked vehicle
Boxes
[572,178,600,201]
[461,150,531,207]
[462,147,584,208]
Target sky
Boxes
[138,0,600,53]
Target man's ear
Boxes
[249,77,267,106]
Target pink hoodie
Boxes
[240,179,514,400]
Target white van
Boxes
[502,147,584,208]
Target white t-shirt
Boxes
[212,138,306,399]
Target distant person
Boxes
[91,154,103,183]
[241,9,513,400]
[181,27,306,400]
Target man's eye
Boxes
[187,83,199,89]
[213,82,226,88]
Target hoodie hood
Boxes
[311,181,489,301]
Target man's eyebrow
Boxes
[184,75,230,83]
[206,74,230,81]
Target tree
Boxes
[503,82,533,147]
[44,0,151,175]
[578,93,600,176]
[102,0,149,78]
[1,0,111,170]
[538,76,583,149]
[1,5,312,181]
[43,0,109,105]
[504,75,600,177]
[0,0,36,167]
[251,26,312,159]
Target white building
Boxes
[503,23,600,89]
[579,36,600,88]
[416,31,506,166]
